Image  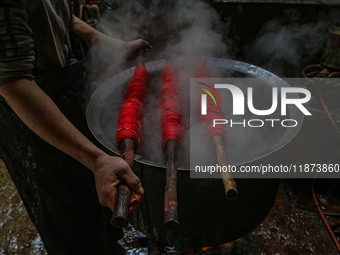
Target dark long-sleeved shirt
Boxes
[0,0,74,86]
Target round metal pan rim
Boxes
[86,57,304,171]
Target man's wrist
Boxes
[91,152,112,173]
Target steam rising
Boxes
[86,0,229,90]
[243,9,337,77]
[86,1,339,167]
[86,0,231,166]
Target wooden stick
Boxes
[111,52,145,228]
[164,140,180,227]
[212,135,238,198]
[110,138,135,228]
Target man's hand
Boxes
[0,79,145,212]
[90,33,152,59]
[93,154,144,212]
[124,39,152,58]
[72,17,152,58]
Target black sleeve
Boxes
[0,0,35,86]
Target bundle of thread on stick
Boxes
[161,64,184,147]
[195,58,238,198]
[116,65,148,148]
[195,59,227,141]
[161,63,184,227]
[112,52,148,228]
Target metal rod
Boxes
[164,140,180,227]
[212,135,238,198]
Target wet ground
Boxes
[249,179,339,255]
[1,159,339,254]
[0,160,46,255]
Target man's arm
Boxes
[72,16,152,56]
[0,78,144,211]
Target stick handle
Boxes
[136,50,145,67]
[212,135,238,198]
[111,185,131,228]
[112,52,145,228]
[164,140,180,226]
[110,138,135,228]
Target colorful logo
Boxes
[196,82,222,106]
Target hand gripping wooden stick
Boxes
[111,52,146,228]
[111,138,135,228]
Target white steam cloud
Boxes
[243,9,337,76]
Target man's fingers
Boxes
[117,166,144,195]
[129,201,140,213]
[125,39,152,58]
[129,193,142,213]
[140,39,152,49]
[130,193,142,204]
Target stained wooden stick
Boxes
[164,140,179,227]
[212,135,238,198]
[111,52,145,228]
[110,138,135,228]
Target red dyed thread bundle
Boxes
[116,66,148,147]
[196,59,227,140]
[161,64,184,146]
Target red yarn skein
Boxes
[116,66,148,147]
[196,59,227,140]
[161,64,184,146]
